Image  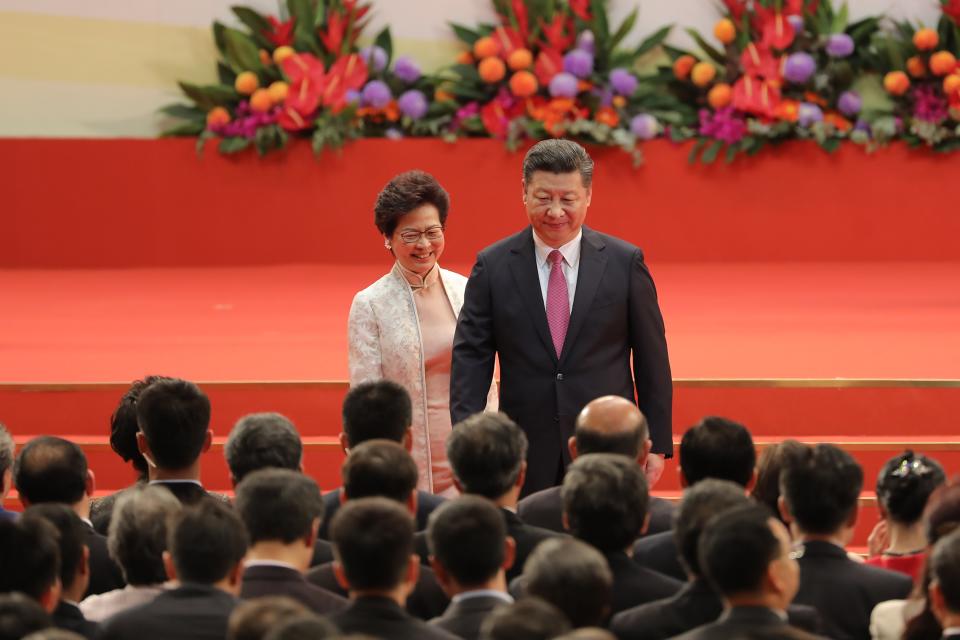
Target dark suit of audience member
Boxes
[607,550,682,613]
[82,521,126,596]
[632,531,686,582]
[520,486,675,537]
[0,515,62,620]
[330,595,458,640]
[52,601,98,639]
[320,486,445,539]
[668,606,822,640]
[311,538,335,566]
[928,527,960,640]
[431,593,512,640]
[241,565,347,614]
[99,584,239,640]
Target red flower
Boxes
[740,43,782,81]
[569,0,592,22]
[944,0,960,23]
[761,13,795,50]
[263,16,294,47]
[279,53,326,130]
[512,0,530,41]
[534,47,565,86]
[481,101,511,138]
[318,11,345,55]
[323,53,368,112]
[723,0,748,21]
[733,75,781,119]
[539,14,576,51]
[494,25,525,56]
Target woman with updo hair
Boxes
[348,170,497,495]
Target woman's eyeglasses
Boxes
[398,227,444,244]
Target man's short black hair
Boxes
[136,378,211,470]
[522,139,595,189]
[675,479,751,576]
[877,450,946,525]
[679,417,756,487]
[781,443,863,535]
[699,504,782,597]
[931,528,960,612]
[524,538,613,628]
[341,380,412,447]
[169,500,249,585]
[227,596,310,640]
[447,413,527,499]
[330,497,414,592]
[225,413,303,483]
[235,469,323,544]
[261,614,339,640]
[108,485,182,586]
[0,517,60,601]
[427,495,507,587]
[110,376,172,479]
[0,593,52,640]
[21,505,86,593]
[341,439,418,503]
[562,453,648,552]
[13,436,88,505]
[480,597,572,640]
[573,414,647,458]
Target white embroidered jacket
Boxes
[347,263,498,491]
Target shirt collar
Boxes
[149,479,202,487]
[451,589,514,605]
[533,229,582,269]
[243,560,299,571]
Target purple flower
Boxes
[393,56,421,84]
[698,107,747,144]
[854,119,872,135]
[629,114,659,140]
[798,102,824,127]
[837,90,862,117]
[576,30,595,54]
[563,49,594,78]
[784,52,816,84]
[346,89,362,104]
[385,128,404,140]
[549,72,579,98]
[360,46,388,73]
[787,15,805,33]
[825,33,855,58]
[912,84,949,123]
[361,80,392,108]
[398,89,429,120]
[610,68,638,96]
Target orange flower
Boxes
[594,106,619,127]
[775,99,800,122]
[803,91,828,107]
[823,112,852,132]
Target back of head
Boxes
[136,378,211,470]
[0,593,51,640]
[561,453,648,552]
[679,417,756,487]
[261,614,339,640]
[554,630,617,640]
[225,413,302,484]
[524,538,613,628]
[110,376,172,479]
[235,469,323,544]
[574,396,648,458]
[752,440,807,523]
[341,439,418,503]
[22,504,86,594]
[676,478,752,577]
[522,139,594,189]
[0,518,60,601]
[480,597,572,640]
[227,596,310,640]
[447,413,527,498]
[330,497,415,592]
[0,424,14,480]
[931,528,960,614]
[108,485,182,585]
[877,451,946,526]
[341,380,411,447]
[13,436,87,505]
[427,495,507,587]
[698,504,783,598]
[169,499,249,585]
[926,482,960,545]
[781,443,863,535]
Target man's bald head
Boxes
[572,396,649,459]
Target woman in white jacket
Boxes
[348,170,497,495]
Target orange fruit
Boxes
[906,56,927,78]
[913,28,939,51]
[673,55,697,80]
[930,51,957,76]
[944,74,960,96]
[473,36,501,60]
[508,70,538,97]
[235,71,259,95]
[478,56,506,83]
[456,51,474,65]
[435,88,455,102]
[691,62,717,87]
[206,107,231,127]
[258,49,271,66]
[883,71,910,96]
[508,48,533,71]
[714,19,736,45]
[273,46,295,64]
[708,83,733,109]
[249,88,274,113]
[267,81,289,103]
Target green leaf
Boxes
[724,143,740,164]
[160,121,206,137]
[688,138,707,164]
[609,8,638,52]
[195,130,215,156]
[831,2,849,33]
[158,103,206,121]
[374,27,393,67]
[231,6,272,46]
[217,61,238,86]
[177,82,239,111]
[819,137,841,153]
[635,25,672,58]
[685,28,726,65]
[219,137,252,154]
[700,140,723,164]
[450,21,482,46]
[223,28,263,72]
[288,0,319,54]
[314,0,326,29]
[934,138,960,153]
[452,63,481,83]
[212,22,228,55]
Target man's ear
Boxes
[678,465,689,489]
[929,580,947,623]
[402,427,413,453]
[333,561,350,591]
[405,554,421,589]
[227,560,244,588]
[778,496,793,524]
[561,511,571,533]
[85,469,96,498]
[452,478,464,494]
[429,556,451,590]
[163,551,177,582]
[515,461,527,490]
[568,436,578,461]
[584,186,592,207]
[80,544,91,578]
[201,430,213,454]
[640,512,650,536]
[39,578,62,614]
[339,489,348,505]
[305,517,320,549]
[503,536,517,572]
[521,179,528,203]
[338,432,350,456]
[744,468,758,493]
[638,439,652,469]
[137,432,157,469]
[407,490,418,517]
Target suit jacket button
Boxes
[556,373,564,381]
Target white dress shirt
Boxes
[532,229,581,314]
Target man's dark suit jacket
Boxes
[328,595,459,640]
[451,226,673,495]
[91,481,229,534]
[632,530,686,581]
[606,551,683,614]
[518,486,675,536]
[609,578,822,640]
[792,540,913,640]
[97,583,238,640]
[429,593,512,640]
[53,601,98,639]
[306,561,449,620]
[81,521,125,597]
[318,487,445,539]
[240,564,347,614]
[668,605,823,640]
[311,538,335,566]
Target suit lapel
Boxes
[508,228,557,365]
[559,228,606,366]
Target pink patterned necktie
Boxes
[546,249,569,358]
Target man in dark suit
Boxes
[98,500,248,640]
[782,444,912,640]
[13,436,125,597]
[0,424,17,522]
[518,396,674,535]
[520,537,613,628]
[319,380,445,541]
[234,468,347,614]
[0,516,61,614]
[327,497,459,640]
[668,504,819,640]
[633,417,757,581]
[426,496,516,639]
[929,528,960,638]
[451,139,673,496]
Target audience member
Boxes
[21,631,85,640]
[13,436,125,596]
[927,527,960,637]
[327,497,458,639]
[445,412,560,581]
[235,468,347,614]
[521,537,613,628]
[667,504,817,640]
[260,614,339,640]
[518,396,674,535]
[751,439,807,525]
[632,416,757,580]
[320,380,445,538]
[556,630,618,640]
[79,485,179,621]
[98,500,249,640]
[0,592,53,640]
[867,451,946,581]
[0,424,15,521]
[225,413,303,485]
[0,516,62,612]
[427,496,516,639]
[226,596,310,640]
[783,444,912,640]
[21,505,97,639]
[479,597,572,640]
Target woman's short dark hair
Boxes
[373,170,449,237]
[877,451,946,525]
[110,376,172,478]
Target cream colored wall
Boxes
[0,0,941,137]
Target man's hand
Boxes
[645,453,665,488]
